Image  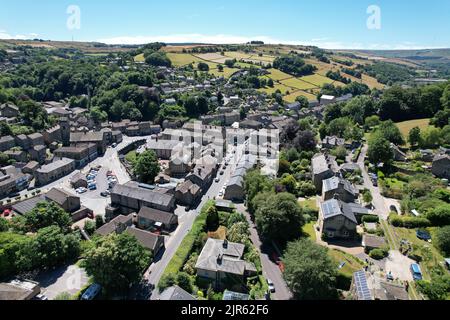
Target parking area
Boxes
[36,265,89,300]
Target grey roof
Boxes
[146,139,181,150]
[45,188,75,206]
[70,132,104,143]
[138,206,177,225]
[322,136,345,146]
[12,196,46,215]
[159,286,196,301]
[321,199,358,224]
[37,158,74,173]
[312,153,337,175]
[323,176,357,196]
[112,183,175,210]
[363,234,386,249]
[228,175,244,188]
[195,239,254,276]
[125,227,163,251]
[95,214,133,236]
[353,270,372,300]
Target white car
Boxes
[215,178,220,183]
[218,190,224,197]
[76,187,87,194]
[267,279,275,293]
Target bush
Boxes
[434,226,450,256]
[158,274,176,292]
[84,220,96,236]
[369,248,388,260]
[389,214,431,228]
[427,205,450,226]
[362,215,380,223]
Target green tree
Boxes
[217,64,224,72]
[145,52,172,67]
[368,134,394,165]
[95,215,105,229]
[408,127,422,147]
[282,239,338,300]
[295,96,309,109]
[434,226,450,256]
[32,226,81,268]
[133,150,160,184]
[84,233,150,292]
[255,192,305,243]
[18,201,72,233]
[227,222,250,243]
[419,127,443,149]
[0,217,9,232]
[84,220,96,236]
[176,272,193,293]
[362,190,373,205]
[197,62,209,72]
[206,206,220,232]
[427,205,450,227]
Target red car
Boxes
[3,209,11,217]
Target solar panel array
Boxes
[353,270,372,300]
[322,199,340,218]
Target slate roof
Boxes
[195,239,255,276]
[323,176,357,195]
[125,227,164,251]
[320,199,359,224]
[138,206,177,225]
[95,214,133,236]
[37,158,74,173]
[45,188,75,206]
[112,183,175,209]
[159,286,196,301]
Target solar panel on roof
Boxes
[354,270,372,300]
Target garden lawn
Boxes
[302,222,317,241]
[329,249,365,277]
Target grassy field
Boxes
[209,67,240,78]
[265,68,292,81]
[299,74,335,87]
[224,51,252,60]
[280,78,318,90]
[395,118,431,138]
[284,90,317,102]
[134,53,145,62]
[258,83,292,95]
[167,53,203,67]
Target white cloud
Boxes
[0,30,39,40]
[97,33,445,50]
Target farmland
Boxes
[395,118,431,138]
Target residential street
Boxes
[235,203,292,300]
[147,145,236,300]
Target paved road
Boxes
[235,203,292,300]
[357,145,390,220]
[147,146,237,300]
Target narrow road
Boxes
[235,203,292,300]
[147,146,236,300]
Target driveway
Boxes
[36,265,89,300]
[384,250,414,282]
[235,204,292,300]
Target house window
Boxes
[342,230,349,237]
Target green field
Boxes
[299,74,336,87]
[302,222,317,241]
[284,91,317,102]
[258,83,292,95]
[329,249,365,276]
[209,67,240,78]
[134,53,145,62]
[167,53,203,67]
[265,68,292,81]
[395,118,431,138]
[280,77,318,90]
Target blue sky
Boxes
[1,0,449,49]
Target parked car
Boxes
[416,230,432,241]
[76,187,87,194]
[410,263,423,281]
[266,279,275,293]
[81,283,102,300]
[386,271,394,281]
[215,177,220,183]
[100,191,110,197]
[2,209,11,217]
[220,171,225,175]
[35,293,48,300]
[112,143,117,148]
[88,184,97,190]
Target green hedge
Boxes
[389,214,431,229]
[362,215,380,223]
[158,201,214,289]
[369,248,389,260]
